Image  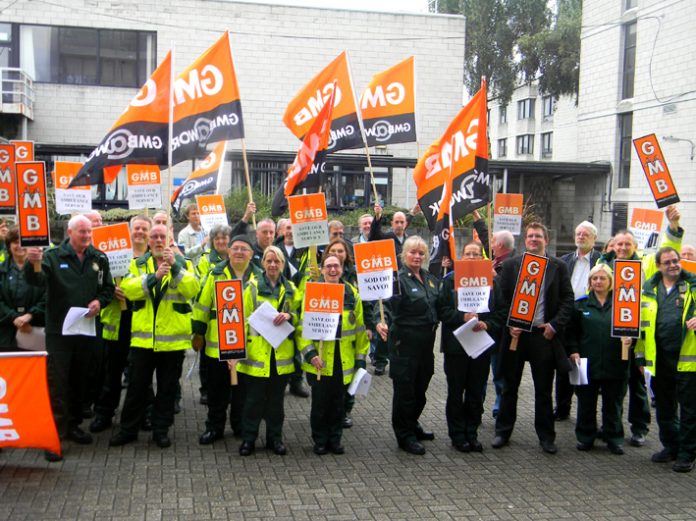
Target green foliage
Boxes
[224,188,274,223]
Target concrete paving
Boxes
[1,349,694,521]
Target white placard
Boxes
[128,184,162,210]
[302,311,340,341]
[200,212,228,231]
[457,286,490,313]
[105,250,132,278]
[55,188,92,215]
[292,221,329,249]
[493,214,522,235]
[357,268,393,301]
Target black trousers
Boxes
[628,347,651,436]
[444,350,491,444]
[94,313,132,418]
[204,352,244,435]
[496,330,556,443]
[575,378,627,446]
[307,372,345,445]
[554,369,574,417]
[119,348,184,436]
[389,326,436,444]
[653,349,696,462]
[46,333,99,437]
[240,355,289,444]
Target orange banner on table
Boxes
[633,134,679,208]
[612,259,642,338]
[0,144,16,214]
[454,259,493,289]
[0,352,61,455]
[11,140,34,162]
[354,239,398,275]
[53,162,90,190]
[16,162,50,247]
[508,253,548,331]
[304,282,345,314]
[215,279,246,360]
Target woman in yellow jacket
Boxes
[300,254,369,455]
[237,246,302,456]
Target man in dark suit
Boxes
[490,222,575,454]
[555,221,601,420]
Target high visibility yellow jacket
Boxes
[236,274,301,378]
[299,282,369,384]
[635,269,696,377]
[192,261,260,359]
[121,253,200,351]
[100,296,122,341]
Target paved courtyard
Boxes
[1,349,694,521]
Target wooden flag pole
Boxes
[486,201,493,258]
[240,138,256,229]
[317,340,323,381]
[229,360,239,386]
[363,143,380,204]
[115,276,127,311]
[510,336,518,352]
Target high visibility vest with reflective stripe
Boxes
[100,297,121,341]
[121,255,200,352]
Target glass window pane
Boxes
[59,27,97,84]
[100,30,137,86]
[20,25,58,82]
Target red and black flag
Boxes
[171,141,226,214]
[272,85,336,217]
[69,51,172,187]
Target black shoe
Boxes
[89,415,112,433]
[342,415,353,429]
[469,440,483,452]
[289,380,310,398]
[415,425,435,441]
[109,432,137,447]
[374,366,385,376]
[453,441,471,453]
[141,416,153,432]
[199,430,223,445]
[607,443,624,455]
[153,432,171,448]
[267,440,287,455]
[400,440,426,455]
[67,427,93,445]
[329,442,345,455]
[629,433,646,447]
[540,440,558,454]
[44,450,63,462]
[553,409,570,421]
[313,444,328,455]
[239,440,255,456]
[491,435,508,449]
[672,460,694,473]
[576,441,593,451]
[173,400,181,414]
[199,393,208,405]
[82,404,94,419]
[652,447,677,463]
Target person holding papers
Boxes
[300,254,369,455]
[193,236,261,445]
[438,241,496,453]
[376,236,441,455]
[237,246,301,456]
[565,264,629,455]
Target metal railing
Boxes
[0,67,34,120]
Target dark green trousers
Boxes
[240,356,288,444]
[307,372,345,445]
[575,378,627,446]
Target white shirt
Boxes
[570,251,592,300]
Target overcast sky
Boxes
[229,0,430,14]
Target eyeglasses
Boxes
[660,259,680,266]
[230,246,251,253]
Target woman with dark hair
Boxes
[324,238,356,285]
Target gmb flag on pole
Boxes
[70,51,172,187]
[360,56,417,147]
[272,85,336,217]
[0,352,61,456]
[171,141,226,214]
[283,52,362,152]
[413,80,490,234]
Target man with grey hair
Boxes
[352,214,373,244]
[251,218,276,268]
[27,214,115,461]
[491,230,515,274]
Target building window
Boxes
[516,134,534,155]
[499,105,507,124]
[517,98,535,120]
[487,108,491,126]
[621,22,637,99]
[618,113,633,188]
[624,0,637,10]
[19,24,156,87]
[541,132,553,158]
[498,138,507,158]
[542,96,555,119]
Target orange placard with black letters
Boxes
[633,134,679,208]
[15,162,50,247]
[215,279,246,361]
[507,253,548,331]
[612,259,642,338]
[11,140,34,162]
[0,144,16,214]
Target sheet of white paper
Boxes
[347,367,372,396]
[288,262,298,278]
[247,301,295,349]
[569,357,589,385]
[453,318,495,359]
[62,307,96,336]
[644,368,654,399]
[15,326,46,351]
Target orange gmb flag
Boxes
[612,259,642,338]
[0,352,61,455]
[414,80,490,231]
[172,32,244,164]
[0,143,16,215]
[171,141,225,213]
[633,134,679,208]
[360,56,416,146]
[16,161,50,247]
[508,253,548,331]
[283,51,362,152]
[215,279,246,360]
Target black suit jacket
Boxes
[560,249,601,274]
